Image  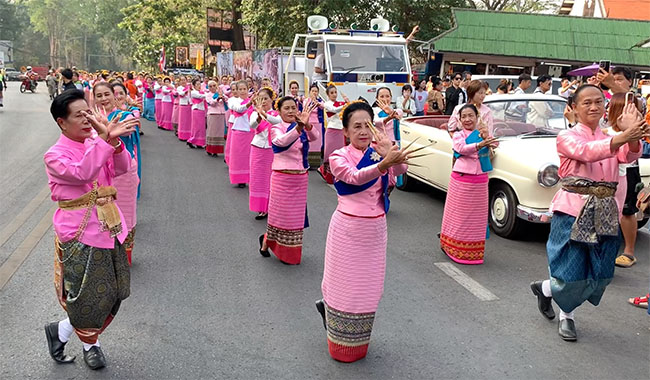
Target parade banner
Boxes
[217,51,234,77]
[253,49,279,90]
[233,51,252,80]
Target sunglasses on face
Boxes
[454,77,461,80]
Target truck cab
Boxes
[285,16,412,104]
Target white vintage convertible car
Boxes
[397,94,650,239]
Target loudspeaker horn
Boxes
[307,15,329,31]
[370,17,390,32]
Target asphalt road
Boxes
[0,87,648,379]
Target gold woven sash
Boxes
[58,181,122,239]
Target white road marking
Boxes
[434,262,499,301]
[0,185,51,247]
[0,205,56,290]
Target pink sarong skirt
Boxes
[113,157,140,231]
[228,130,253,184]
[323,128,345,164]
[321,210,386,362]
[440,172,489,265]
[225,110,233,164]
[172,100,179,125]
[161,101,173,130]
[206,113,226,154]
[177,104,192,141]
[188,108,206,147]
[249,146,273,213]
[154,99,162,125]
[265,171,309,265]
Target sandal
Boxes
[628,294,649,309]
[615,254,636,268]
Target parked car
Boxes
[397,93,650,239]
[5,67,22,81]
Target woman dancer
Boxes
[447,80,494,135]
[205,80,226,156]
[288,80,304,111]
[171,78,180,134]
[440,104,498,264]
[258,97,318,264]
[304,84,325,168]
[372,87,402,142]
[188,78,207,148]
[317,101,408,363]
[108,82,142,265]
[177,77,192,142]
[225,82,244,165]
[153,79,163,127]
[249,88,280,219]
[228,81,255,186]
[159,78,174,131]
[318,84,349,183]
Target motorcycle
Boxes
[19,74,38,93]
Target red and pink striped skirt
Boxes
[225,110,233,164]
[323,128,345,164]
[440,172,489,265]
[265,171,309,265]
[249,146,273,213]
[321,210,386,362]
[206,113,225,154]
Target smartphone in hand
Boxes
[599,60,611,73]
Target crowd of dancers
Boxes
[40,66,649,370]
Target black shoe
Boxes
[237,183,246,188]
[187,142,196,149]
[530,281,555,320]
[139,130,144,136]
[259,234,270,258]
[558,318,577,341]
[255,213,268,220]
[44,322,75,364]
[315,300,327,330]
[83,346,106,370]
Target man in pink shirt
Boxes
[43,90,138,370]
[531,85,646,342]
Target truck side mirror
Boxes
[307,41,318,59]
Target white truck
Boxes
[284,16,412,103]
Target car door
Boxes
[427,127,453,190]
[399,121,430,180]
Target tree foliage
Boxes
[467,0,560,12]
[241,0,465,49]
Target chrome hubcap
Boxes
[491,191,509,228]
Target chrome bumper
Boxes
[516,205,552,224]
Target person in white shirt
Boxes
[396,85,416,117]
[312,51,327,84]
[249,88,282,219]
[188,78,207,148]
[228,80,256,187]
[527,75,554,127]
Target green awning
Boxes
[429,9,650,67]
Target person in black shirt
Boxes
[445,72,463,115]
[60,68,76,92]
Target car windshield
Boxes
[327,42,407,73]
[486,99,568,138]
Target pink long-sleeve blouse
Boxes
[329,145,407,217]
[549,123,641,217]
[44,134,131,248]
[271,121,319,171]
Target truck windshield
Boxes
[327,42,407,74]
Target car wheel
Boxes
[396,173,416,191]
[489,182,524,239]
[638,218,649,230]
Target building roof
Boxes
[603,0,650,21]
[428,9,650,67]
